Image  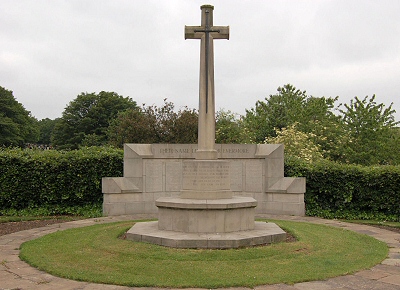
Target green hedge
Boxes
[1,147,399,221]
[0,147,123,215]
[285,156,400,221]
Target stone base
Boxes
[125,221,286,249]
[156,196,257,233]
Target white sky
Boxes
[1,0,400,121]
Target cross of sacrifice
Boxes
[185,5,229,160]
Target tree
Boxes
[243,85,400,165]
[265,123,324,162]
[242,84,343,158]
[108,107,157,147]
[37,118,57,145]
[215,109,245,143]
[51,91,136,149]
[108,99,198,147]
[337,95,400,165]
[299,96,346,160]
[243,84,309,143]
[172,107,198,143]
[0,86,39,146]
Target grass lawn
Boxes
[19,219,388,288]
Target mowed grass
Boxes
[19,220,388,288]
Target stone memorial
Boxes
[102,5,306,249]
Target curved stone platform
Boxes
[125,220,286,249]
[156,196,258,234]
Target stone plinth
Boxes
[102,144,306,217]
[125,221,286,249]
[156,196,257,233]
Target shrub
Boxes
[265,123,324,162]
[0,147,123,214]
[285,156,400,221]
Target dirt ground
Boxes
[0,219,69,236]
[374,224,400,234]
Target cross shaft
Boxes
[185,5,229,160]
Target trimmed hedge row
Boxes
[0,147,123,214]
[1,148,399,220]
[285,156,400,221]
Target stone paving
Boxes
[0,214,399,290]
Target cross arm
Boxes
[211,26,229,40]
[185,26,202,39]
[185,25,230,40]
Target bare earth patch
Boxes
[372,224,400,234]
[0,219,69,236]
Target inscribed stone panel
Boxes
[151,144,258,159]
[218,144,257,159]
[230,160,243,191]
[182,160,230,191]
[165,161,182,191]
[152,144,196,158]
[144,160,163,192]
[245,160,263,192]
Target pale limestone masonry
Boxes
[104,5,304,249]
[184,4,229,160]
[125,220,286,249]
[102,143,306,217]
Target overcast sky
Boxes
[1,0,400,121]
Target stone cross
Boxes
[185,5,229,160]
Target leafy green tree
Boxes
[243,84,308,143]
[242,84,343,158]
[215,109,245,143]
[51,91,136,149]
[0,86,39,146]
[299,96,347,160]
[243,85,399,165]
[107,107,157,147]
[37,118,57,145]
[337,95,400,165]
[172,107,198,143]
[108,99,198,147]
